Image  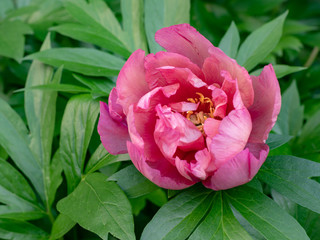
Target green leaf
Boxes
[0,219,48,240]
[236,11,288,71]
[218,21,240,59]
[0,0,13,18]
[85,144,130,174]
[24,48,125,77]
[0,98,44,199]
[57,172,135,240]
[0,20,33,61]
[24,34,63,206]
[273,81,304,136]
[50,23,131,58]
[64,0,130,54]
[50,214,76,240]
[226,186,309,240]
[59,94,99,192]
[250,64,306,78]
[141,185,213,240]
[295,110,320,154]
[121,0,148,52]
[109,165,159,198]
[20,83,91,93]
[259,155,320,214]
[283,20,317,35]
[144,0,190,53]
[266,134,293,150]
[189,192,252,240]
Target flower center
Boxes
[184,92,214,134]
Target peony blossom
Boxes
[98,24,281,191]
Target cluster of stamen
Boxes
[184,92,214,134]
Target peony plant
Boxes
[98,24,281,191]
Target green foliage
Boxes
[0,0,320,239]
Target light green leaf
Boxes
[237,11,288,71]
[0,98,44,199]
[50,214,76,240]
[283,20,317,35]
[51,24,131,57]
[85,144,130,175]
[109,165,159,198]
[24,48,125,77]
[144,0,190,53]
[59,94,99,192]
[57,172,135,240]
[218,22,240,59]
[189,192,252,240]
[266,134,293,150]
[251,64,306,78]
[259,155,320,214]
[226,186,309,240]
[273,81,304,136]
[0,0,13,18]
[141,185,213,240]
[0,219,48,240]
[0,20,33,61]
[121,0,148,52]
[20,83,91,94]
[295,110,320,154]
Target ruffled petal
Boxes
[145,51,204,89]
[248,64,281,143]
[208,108,252,169]
[98,102,130,155]
[155,24,213,67]
[190,148,215,180]
[127,142,195,190]
[108,88,125,121]
[116,49,149,113]
[203,143,269,190]
[203,47,254,108]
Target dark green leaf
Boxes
[50,214,76,240]
[189,192,252,240]
[218,21,240,59]
[283,20,317,35]
[51,24,131,57]
[266,134,293,150]
[144,0,190,53]
[237,11,288,71]
[59,94,99,192]
[0,219,48,240]
[0,20,33,61]
[24,48,125,77]
[0,98,44,199]
[141,185,213,240]
[226,186,309,240]
[85,144,130,174]
[259,155,320,214]
[109,165,159,198]
[57,172,135,240]
[273,81,304,136]
[20,83,91,93]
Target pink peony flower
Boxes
[98,24,281,191]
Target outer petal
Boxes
[116,49,149,114]
[98,102,130,155]
[145,51,204,89]
[203,143,269,190]
[155,24,213,67]
[203,47,254,107]
[248,64,281,143]
[208,108,252,169]
[108,88,125,122]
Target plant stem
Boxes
[304,46,319,68]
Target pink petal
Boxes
[155,24,213,67]
[203,118,221,138]
[248,64,281,143]
[127,141,195,190]
[154,104,204,159]
[98,102,130,155]
[203,143,269,190]
[208,84,227,119]
[116,49,149,114]
[190,148,215,180]
[208,108,252,169]
[145,51,204,89]
[108,88,125,122]
[203,47,254,108]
